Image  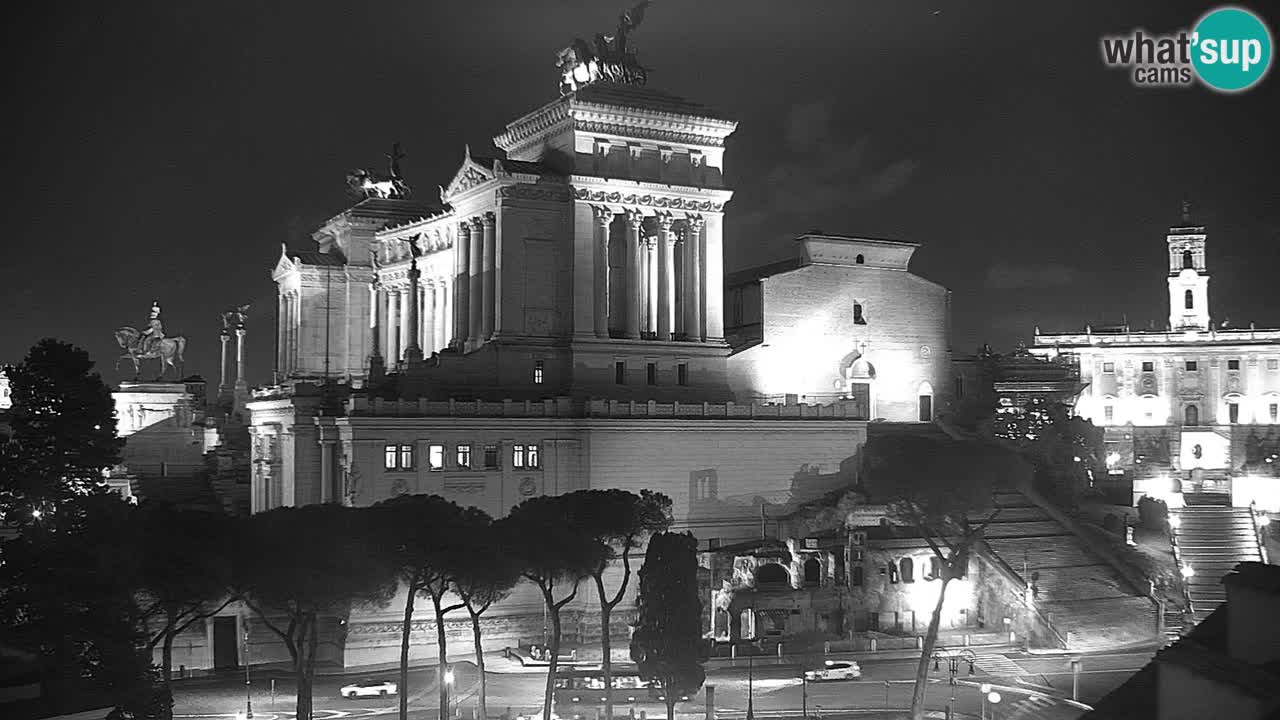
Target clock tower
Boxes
[1167,202,1210,331]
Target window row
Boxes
[849,556,966,587]
[614,361,690,386]
[1103,358,1259,374]
[1101,402,1280,425]
[384,442,541,471]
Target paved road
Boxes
[171,649,1154,719]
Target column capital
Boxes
[656,211,675,231]
[459,219,474,235]
[591,205,613,227]
[686,214,705,232]
[469,216,485,231]
[481,211,496,228]
[625,208,646,229]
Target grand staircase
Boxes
[1172,498,1265,625]
[983,492,1157,651]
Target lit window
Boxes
[527,444,540,469]
[647,362,657,386]
[1269,359,1279,371]
[888,565,898,584]
[428,445,444,471]
[1228,359,1240,371]
[534,360,544,384]
[484,444,499,469]
[615,361,626,384]
[456,444,472,469]
[1142,361,1154,372]
[1185,361,1198,371]
[1104,406,1114,423]
[513,444,526,469]
[1185,290,1194,310]
[384,444,398,470]
[678,363,689,386]
[1228,403,1240,424]
[1103,362,1114,373]
[398,445,414,470]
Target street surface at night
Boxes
[169,648,1155,719]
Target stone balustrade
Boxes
[343,396,869,420]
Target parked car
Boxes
[339,679,398,697]
[803,660,862,681]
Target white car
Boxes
[340,679,398,698]
[804,660,862,682]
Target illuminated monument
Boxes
[248,4,957,667]
[1033,205,1280,506]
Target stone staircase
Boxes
[1172,500,1264,625]
[983,491,1156,651]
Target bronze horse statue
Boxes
[114,327,186,381]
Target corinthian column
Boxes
[657,213,675,341]
[684,216,704,341]
[386,287,400,361]
[481,212,496,341]
[624,209,643,339]
[592,206,612,338]
[646,237,658,337]
[219,329,231,392]
[454,222,471,350]
[468,217,483,346]
[423,280,436,355]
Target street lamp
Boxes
[444,666,455,719]
[243,626,253,719]
[979,683,991,720]
[746,653,755,720]
[987,690,1002,719]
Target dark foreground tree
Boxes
[0,493,171,718]
[498,495,604,720]
[369,494,482,720]
[135,502,235,688]
[451,515,521,720]
[995,396,1103,503]
[630,531,705,720]
[234,505,397,720]
[0,339,122,526]
[861,433,1028,720]
[563,489,672,720]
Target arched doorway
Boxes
[756,562,789,587]
[843,354,877,418]
[803,557,821,585]
[918,381,935,422]
[900,557,915,583]
[1185,404,1199,426]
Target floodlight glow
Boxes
[444,669,455,685]
[1107,452,1121,467]
[988,691,1002,704]
[1181,565,1195,579]
[1169,515,1181,529]
[980,683,992,693]
[1259,515,1271,527]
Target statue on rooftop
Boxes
[557,1,651,94]
[347,142,411,199]
[115,301,187,381]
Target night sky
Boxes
[5,1,1278,386]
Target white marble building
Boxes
[1032,213,1280,502]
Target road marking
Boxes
[972,653,1028,677]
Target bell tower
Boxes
[1167,201,1209,331]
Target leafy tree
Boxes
[498,495,605,720]
[233,505,397,720]
[134,502,235,687]
[0,493,171,718]
[561,489,672,720]
[860,433,1028,720]
[630,531,705,720]
[368,494,483,720]
[995,397,1103,503]
[451,515,521,720]
[1,339,123,526]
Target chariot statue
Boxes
[347,142,411,199]
[556,0,651,94]
[115,301,187,381]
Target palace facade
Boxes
[1032,214,1280,507]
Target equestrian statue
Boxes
[115,301,187,381]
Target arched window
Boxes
[1183,250,1194,269]
[1185,289,1194,310]
[756,563,788,586]
[803,557,821,585]
[855,254,865,265]
[852,566,864,587]
[853,303,866,325]
[900,557,914,583]
[929,556,943,581]
[1184,404,1199,426]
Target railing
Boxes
[1168,512,1195,619]
[344,396,871,420]
[1251,501,1270,565]
[1034,327,1280,346]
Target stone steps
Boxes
[1172,506,1263,627]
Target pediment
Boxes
[442,148,495,202]
[271,244,298,281]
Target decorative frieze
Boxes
[572,187,723,213]
[574,119,726,148]
[496,184,573,203]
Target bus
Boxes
[549,666,702,720]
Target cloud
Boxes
[748,99,919,223]
[985,262,1079,290]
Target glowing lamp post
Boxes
[444,666,455,718]
[987,690,1002,718]
[979,684,992,720]
[1169,514,1181,531]
[243,626,253,719]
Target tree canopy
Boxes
[630,531,705,720]
[1,339,122,524]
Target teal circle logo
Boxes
[1192,6,1273,92]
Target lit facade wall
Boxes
[726,235,951,422]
